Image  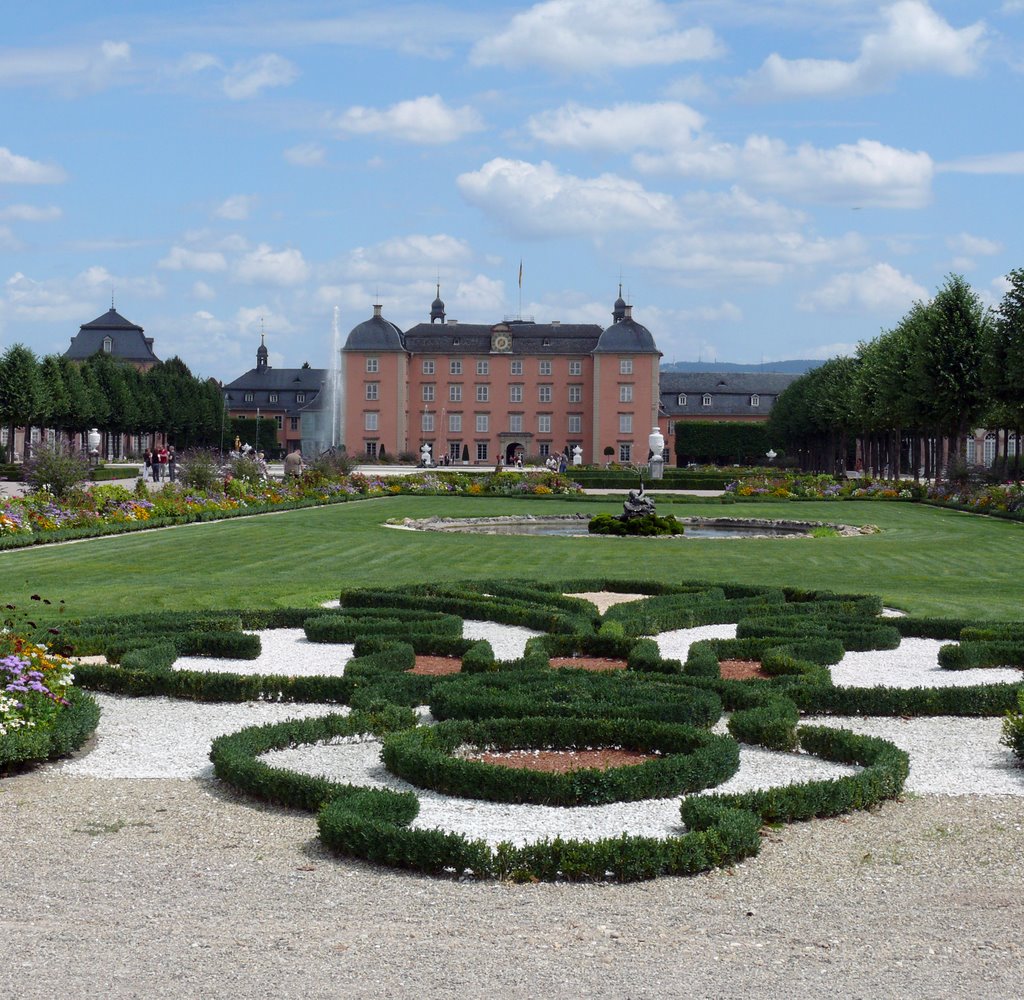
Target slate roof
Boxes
[224,367,326,394]
[343,314,405,351]
[594,316,660,355]
[659,371,801,418]
[403,321,603,355]
[64,308,161,364]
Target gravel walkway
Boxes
[4,611,1024,997]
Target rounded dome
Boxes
[344,306,404,351]
[594,312,659,354]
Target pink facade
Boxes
[341,297,662,464]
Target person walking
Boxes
[284,449,303,478]
[157,445,168,481]
[167,446,177,483]
[143,449,152,480]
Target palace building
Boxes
[339,288,662,465]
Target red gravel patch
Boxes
[719,659,770,681]
[406,655,462,676]
[549,656,628,672]
[462,748,655,773]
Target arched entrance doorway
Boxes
[505,442,524,465]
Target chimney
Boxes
[624,305,633,320]
[447,319,458,326]
[550,320,560,326]
[373,304,382,317]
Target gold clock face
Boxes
[493,334,510,351]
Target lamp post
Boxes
[256,407,262,454]
[648,426,665,480]
[221,393,231,458]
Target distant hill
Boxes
[660,359,822,374]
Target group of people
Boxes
[143,446,176,483]
[545,453,569,474]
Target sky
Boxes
[1,0,1022,381]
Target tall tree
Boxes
[0,344,43,459]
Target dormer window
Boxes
[269,393,279,403]
[102,336,112,353]
[244,392,254,402]
[677,394,687,406]
[750,394,760,407]
[702,394,712,407]
[542,338,551,347]
[296,393,305,403]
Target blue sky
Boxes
[1,0,1022,380]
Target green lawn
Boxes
[2,495,1022,619]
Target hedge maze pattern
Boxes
[46,578,1024,882]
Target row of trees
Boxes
[0,345,227,459]
[768,272,1024,479]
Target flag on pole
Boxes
[518,259,523,289]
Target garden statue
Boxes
[621,478,656,520]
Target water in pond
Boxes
[439,521,806,538]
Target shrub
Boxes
[23,442,91,500]
[179,448,223,490]
[588,513,685,537]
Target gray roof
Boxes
[595,316,660,355]
[404,321,603,355]
[65,308,161,364]
[659,371,800,417]
[224,367,326,393]
[343,314,405,352]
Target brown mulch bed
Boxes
[461,748,655,773]
[549,656,628,672]
[718,659,771,681]
[406,655,462,676]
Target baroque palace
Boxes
[339,288,662,466]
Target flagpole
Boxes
[518,258,523,320]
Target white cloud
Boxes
[662,74,712,102]
[235,244,310,286]
[222,53,298,100]
[939,151,1024,174]
[0,40,130,94]
[527,101,705,152]
[331,95,483,144]
[637,136,934,208]
[158,246,228,272]
[947,232,1002,256]
[235,305,297,336]
[214,195,257,221]
[192,281,217,300]
[743,1,986,99]
[0,204,61,221]
[3,266,162,325]
[471,0,722,72]
[342,234,473,281]
[677,301,744,323]
[192,309,228,334]
[457,158,678,238]
[680,186,808,229]
[798,262,927,313]
[0,226,21,251]
[284,143,327,167]
[0,147,67,184]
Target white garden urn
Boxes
[420,443,433,467]
[649,426,665,479]
[572,444,583,466]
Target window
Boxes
[568,414,582,434]
[366,357,379,373]
[103,336,112,353]
[966,436,976,463]
[619,359,633,375]
[269,393,279,403]
[422,360,435,375]
[984,431,997,466]
[568,385,582,403]
[364,412,378,431]
[422,413,435,432]
[449,384,462,402]
[677,394,687,406]
[450,360,462,375]
[296,393,306,403]
[476,384,489,402]
[702,394,712,407]
[476,360,489,376]
[364,441,378,458]
[422,384,435,402]
[509,414,523,433]
[510,360,523,375]
[542,338,551,348]
[619,384,633,403]
[750,394,760,407]
[619,443,632,463]
[510,385,523,403]
[449,413,462,433]
[539,360,552,376]
[539,443,550,457]
[569,360,582,376]
[449,442,462,461]
[275,415,283,429]
[619,414,633,434]
[365,382,379,400]
[290,417,299,430]
[244,392,254,402]
[538,385,552,403]
[538,414,551,433]
[476,414,489,433]
[476,442,488,462]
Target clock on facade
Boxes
[492,333,511,352]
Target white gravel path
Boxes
[803,715,1024,796]
[173,629,355,676]
[260,737,858,848]
[655,623,738,661]
[55,694,344,780]
[828,637,1022,688]
[462,620,542,660]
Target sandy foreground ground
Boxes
[2,770,1023,1000]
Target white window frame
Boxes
[422,384,435,402]
[677,394,687,406]
[476,360,489,376]
[619,359,633,375]
[449,360,462,375]
[510,360,523,376]
[269,393,278,403]
[449,384,462,402]
[569,360,582,376]
[509,414,523,433]
[619,385,633,403]
[619,443,632,462]
[244,392,254,402]
[538,414,551,433]
[510,385,523,403]
[750,394,760,407]
[449,413,462,433]
[364,412,378,431]
[421,413,435,432]
[539,360,552,376]
[296,393,305,403]
[619,414,633,434]
[702,394,712,407]
[538,385,552,403]
[476,414,489,433]
[476,384,489,403]
[365,383,379,400]
[476,442,488,462]
[365,357,379,373]
[568,414,582,434]
[422,360,435,375]
[568,385,582,404]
